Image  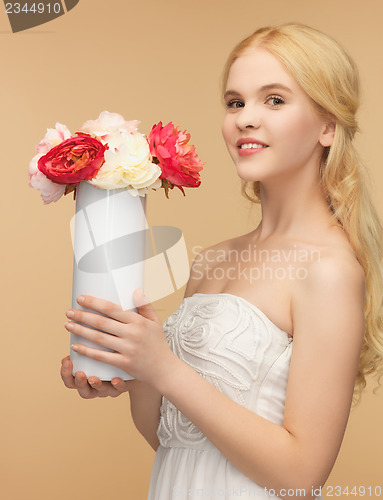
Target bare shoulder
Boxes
[304,250,364,291]
[290,242,366,347]
[183,237,239,298]
[295,241,366,305]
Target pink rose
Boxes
[81,111,140,141]
[37,133,107,185]
[148,122,204,198]
[28,154,66,204]
[36,122,72,155]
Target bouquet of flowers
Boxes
[28,111,204,380]
[28,110,204,201]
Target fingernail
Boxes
[111,380,119,387]
[66,310,74,318]
[71,344,79,352]
[77,296,85,304]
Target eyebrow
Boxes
[224,83,293,100]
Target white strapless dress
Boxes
[148,293,323,499]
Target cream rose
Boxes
[88,130,162,196]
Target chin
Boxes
[235,167,263,183]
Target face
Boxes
[222,47,334,183]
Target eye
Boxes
[265,95,285,107]
[225,99,244,110]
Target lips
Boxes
[236,138,269,156]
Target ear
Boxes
[319,120,336,147]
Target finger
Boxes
[88,377,129,398]
[65,309,129,338]
[74,371,97,399]
[65,321,123,351]
[111,377,126,391]
[71,342,124,370]
[111,378,135,392]
[87,376,103,390]
[87,378,114,397]
[74,295,137,323]
[133,288,161,324]
[61,356,76,389]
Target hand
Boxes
[64,288,177,389]
[60,355,134,399]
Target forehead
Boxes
[226,47,298,91]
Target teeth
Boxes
[240,143,267,149]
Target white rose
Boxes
[88,131,162,196]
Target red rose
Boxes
[148,122,204,198]
[37,133,107,185]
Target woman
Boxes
[61,24,383,499]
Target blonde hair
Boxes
[223,23,383,406]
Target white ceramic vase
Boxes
[70,181,147,380]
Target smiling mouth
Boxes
[239,143,268,150]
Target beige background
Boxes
[1,0,382,499]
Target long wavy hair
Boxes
[222,23,383,406]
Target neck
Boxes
[253,164,337,244]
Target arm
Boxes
[61,249,207,450]
[148,256,366,497]
[60,357,161,450]
[128,380,161,451]
[61,292,164,451]
[129,248,213,449]
[115,248,211,449]
[109,249,211,449]
[66,254,365,497]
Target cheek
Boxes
[277,110,321,147]
[221,117,232,145]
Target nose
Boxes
[235,104,261,130]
